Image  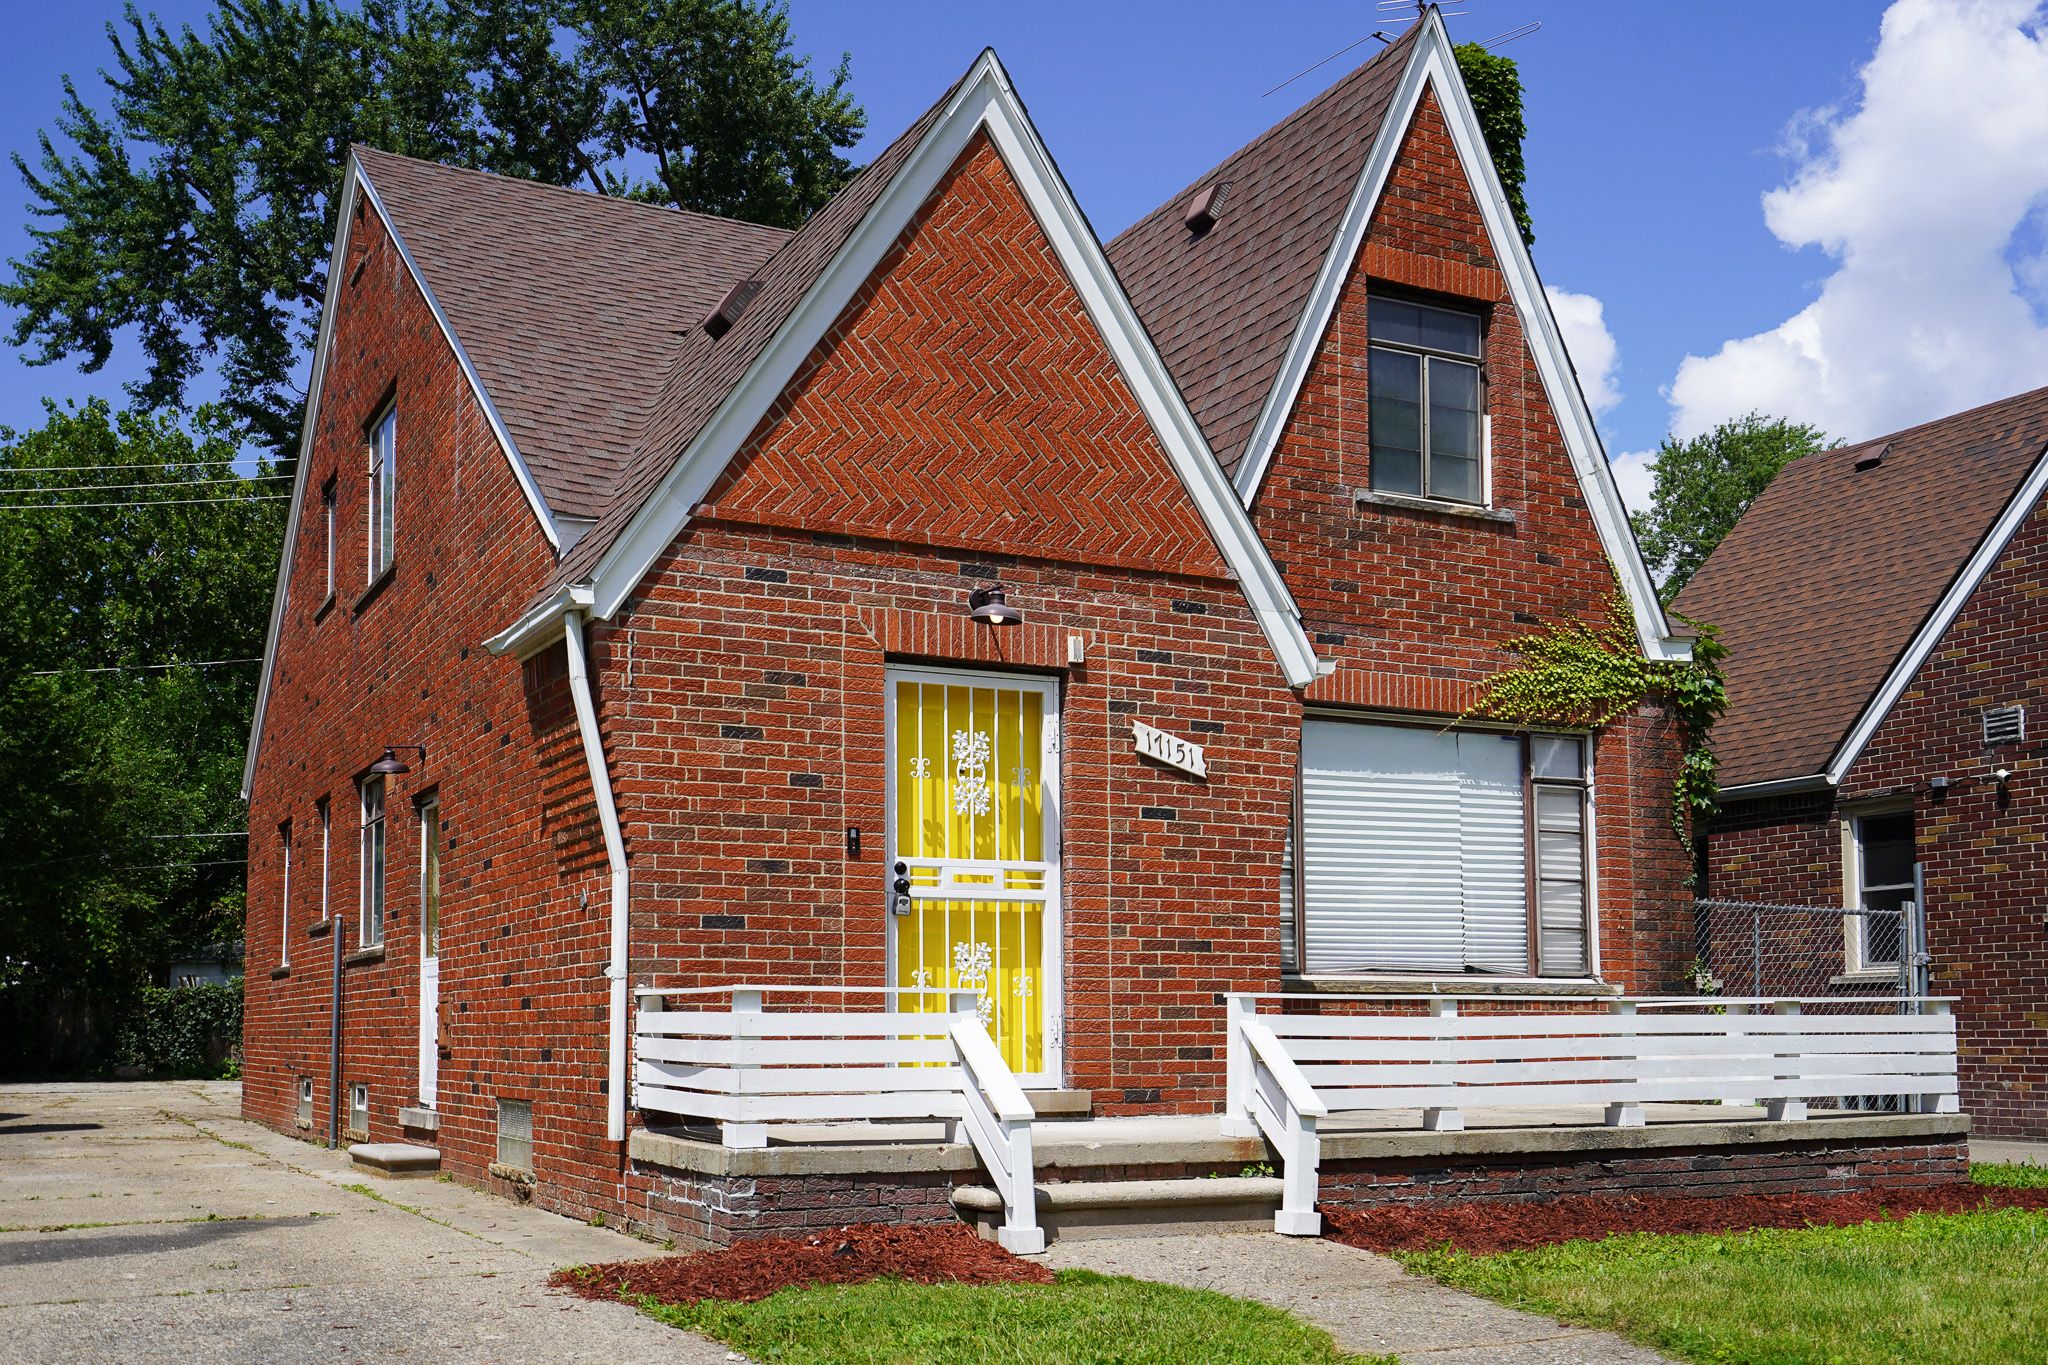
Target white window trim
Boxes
[321,479,336,603]
[418,795,440,961]
[360,777,386,948]
[1366,296,1491,508]
[279,821,292,968]
[1841,801,1913,979]
[366,403,396,584]
[317,798,331,931]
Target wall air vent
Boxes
[1853,442,1890,472]
[1984,704,2025,747]
[701,279,762,340]
[1184,181,1229,235]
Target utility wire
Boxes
[0,457,252,473]
[0,494,292,511]
[29,657,261,676]
[0,474,291,496]
[146,832,249,839]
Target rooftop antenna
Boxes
[1479,20,1541,49]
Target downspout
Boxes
[562,608,629,1142]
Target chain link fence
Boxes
[1693,868,1933,1112]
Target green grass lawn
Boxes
[628,1268,1386,1364]
[1398,1165,2048,1365]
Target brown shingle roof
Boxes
[355,147,788,521]
[1105,23,1419,472]
[1674,385,2048,790]
[545,63,969,589]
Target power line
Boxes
[29,657,261,676]
[146,832,249,839]
[0,494,292,511]
[0,457,253,473]
[0,474,291,496]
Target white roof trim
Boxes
[1823,440,2048,785]
[240,155,562,798]
[1228,12,1685,664]
[1717,773,1834,802]
[581,51,1320,688]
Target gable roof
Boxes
[499,49,1319,688]
[356,148,788,520]
[1106,23,1419,472]
[1674,384,2048,794]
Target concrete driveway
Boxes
[0,1080,724,1363]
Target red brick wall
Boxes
[1251,86,1694,989]
[241,200,626,1218]
[604,133,1301,1113]
[1705,498,2048,1135]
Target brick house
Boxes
[243,16,1956,1239]
[1679,385,2048,1139]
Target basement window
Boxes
[1368,296,1486,505]
[497,1099,534,1173]
[349,1082,369,1137]
[297,1077,314,1127]
[1984,705,2026,747]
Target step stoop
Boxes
[953,1176,1281,1242]
[348,1142,441,1178]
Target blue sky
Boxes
[5,1,2046,505]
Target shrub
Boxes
[112,979,242,1078]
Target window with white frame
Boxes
[360,777,387,947]
[1368,296,1485,504]
[349,1081,369,1136]
[320,476,337,602]
[366,404,395,581]
[1293,720,1592,977]
[418,795,440,962]
[317,797,331,930]
[296,1076,314,1126]
[1846,808,1913,974]
[278,820,292,967]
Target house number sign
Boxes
[1131,721,1207,779]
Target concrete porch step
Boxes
[1026,1089,1093,1121]
[348,1142,441,1178]
[953,1175,1281,1243]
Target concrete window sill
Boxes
[343,945,385,968]
[269,965,291,980]
[1354,488,1517,525]
[306,919,333,938]
[353,564,395,616]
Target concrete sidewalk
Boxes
[0,1080,725,1364]
[1972,1137,2048,1166]
[1046,1232,1674,1364]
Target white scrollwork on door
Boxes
[907,756,931,779]
[975,995,995,1027]
[952,939,993,988]
[951,730,992,817]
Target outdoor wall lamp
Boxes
[370,744,428,776]
[968,584,1023,626]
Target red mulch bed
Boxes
[1326,1183,2048,1256]
[551,1223,1054,1306]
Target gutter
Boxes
[1716,773,1834,802]
[561,608,630,1143]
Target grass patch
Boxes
[1401,1207,2048,1365]
[630,1268,1382,1364]
[1973,1161,2048,1189]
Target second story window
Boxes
[278,820,293,967]
[367,404,396,582]
[1368,296,1484,505]
[320,478,337,603]
[360,776,387,947]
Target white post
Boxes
[1422,999,1464,1132]
[1724,1002,1756,1110]
[1929,1000,1962,1114]
[947,990,979,1145]
[997,1117,1045,1254]
[1604,1000,1646,1127]
[1764,999,1808,1122]
[722,988,769,1149]
[1221,995,1260,1138]
[1274,1098,1322,1237]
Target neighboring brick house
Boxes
[242,15,1699,1226]
[1680,385,2048,1138]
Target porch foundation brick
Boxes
[624,1165,962,1251]
[1317,1139,1969,1208]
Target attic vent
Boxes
[1984,705,2026,747]
[702,279,762,340]
[1184,181,1230,235]
[1853,442,1890,472]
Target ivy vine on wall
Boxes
[1472,593,1728,875]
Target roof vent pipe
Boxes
[1184,181,1229,235]
[1853,442,1890,472]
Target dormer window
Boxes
[1368,296,1485,505]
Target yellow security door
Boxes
[888,668,1060,1081]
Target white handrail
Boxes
[1223,990,1961,1007]
[1240,1020,1328,1118]
[951,1016,1042,1253]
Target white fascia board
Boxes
[1824,442,2048,785]
[583,52,1321,688]
[483,583,594,659]
[238,156,564,799]
[1229,12,1686,664]
[1717,773,1834,802]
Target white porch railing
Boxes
[1225,993,1962,1237]
[633,985,1044,1253]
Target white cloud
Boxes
[1609,448,1658,516]
[1546,285,1622,417]
[1669,0,2048,442]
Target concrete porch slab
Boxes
[348,1142,441,1177]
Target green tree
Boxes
[0,401,281,1071]
[1454,41,1532,247]
[3,0,864,459]
[1633,412,1834,602]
